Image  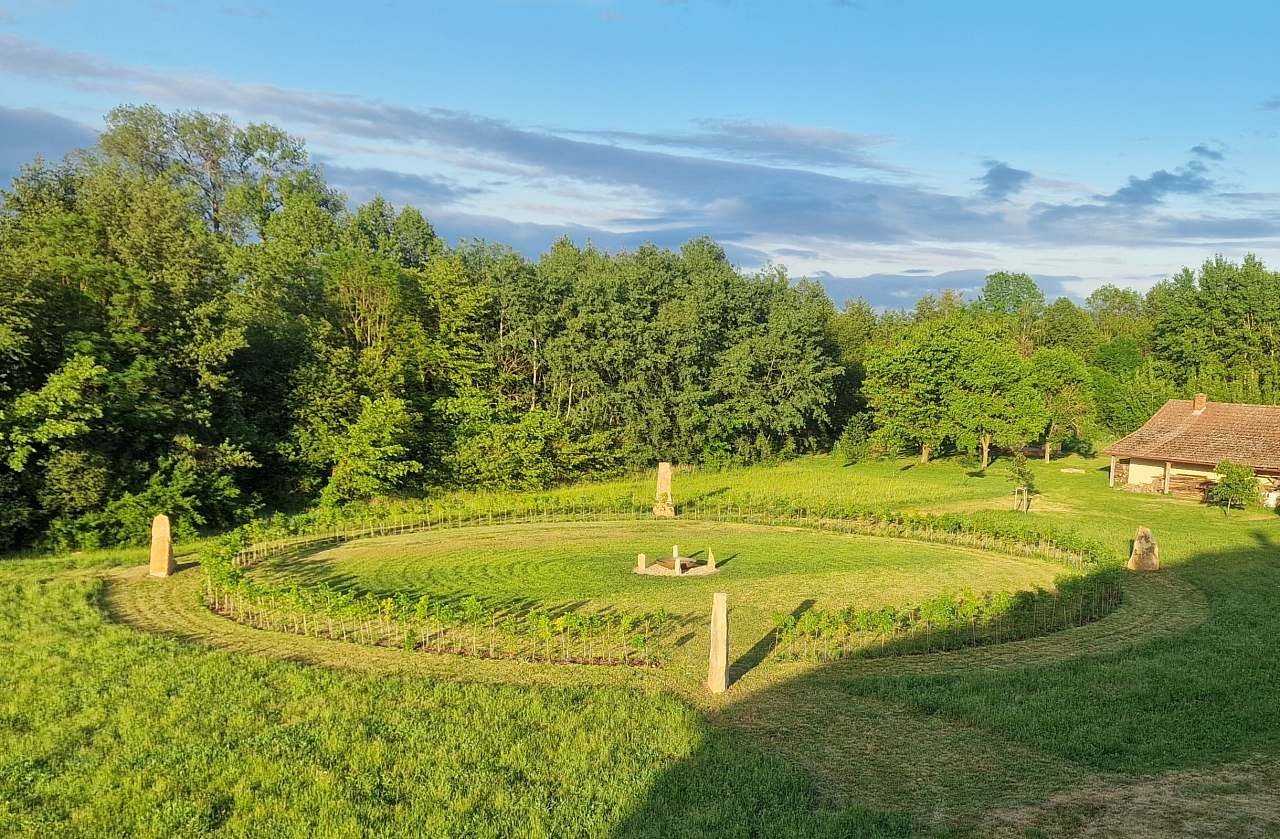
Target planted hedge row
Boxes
[772,567,1126,661]
[202,540,678,666]
[227,495,1112,570]
[199,494,1120,669]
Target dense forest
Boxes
[2,105,1278,549]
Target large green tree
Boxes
[948,329,1045,470]
[1030,348,1093,461]
[863,319,966,463]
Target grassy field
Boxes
[3,453,1279,836]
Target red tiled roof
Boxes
[1104,399,1280,470]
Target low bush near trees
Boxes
[838,414,874,464]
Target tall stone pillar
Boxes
[653,462,675,518]
[149,513,175,578]
[707,592,728,694]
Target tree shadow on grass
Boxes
[608,534,1280,837]
[683,549,738,570]
[712,552,738,569]
[730,598,814,687]
[688,486,733,504]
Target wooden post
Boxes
[707,592,728,694]
[1108,456,1116,488]
[1163,461,1171,495]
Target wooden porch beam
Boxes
[1109,456,1116,488]
[1163,461,1171,495]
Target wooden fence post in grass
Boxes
[707,592,728,694]
[148,513,175,578]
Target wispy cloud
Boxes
[1029,157,1217,233]
[1261,96,1280,111]
[317,161,484,207]
[0,33,994,246]
[1103,160,1213,206]
[1,32,1277,274]
[1189,142,1225,161]
[570,118,899,171]
[977,160,1032,201]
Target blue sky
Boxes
[1,0,1278,305]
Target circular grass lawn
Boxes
[253,520,1066,677]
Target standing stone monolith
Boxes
[706,548,716,571]
[1127,526,1160,571]
[707,592,728,694]
[653,461,675,518]
[149,513,175,578]
[636,553,647,572]
[672,545,682,575]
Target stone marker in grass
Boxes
[636,552,647,571]
[707,548,716,571]
[707,592,728,694]
[1127,526,1160,571]
[653,461,675,518]
[149,513,175,578]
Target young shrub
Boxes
[837,414,874,465]
[1211,461,1257,515]
[1005,451,1037,512]
[321,396,423,505]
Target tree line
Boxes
[844,259,1280,468]
[1,104,1276,548]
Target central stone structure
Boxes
[634,545,720,576]
[653,461,675,518]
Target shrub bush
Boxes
[837,414,874,464]
[1211,461,1258,514]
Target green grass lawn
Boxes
[3,452,1280,836]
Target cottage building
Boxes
[1104,393,1280,504]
